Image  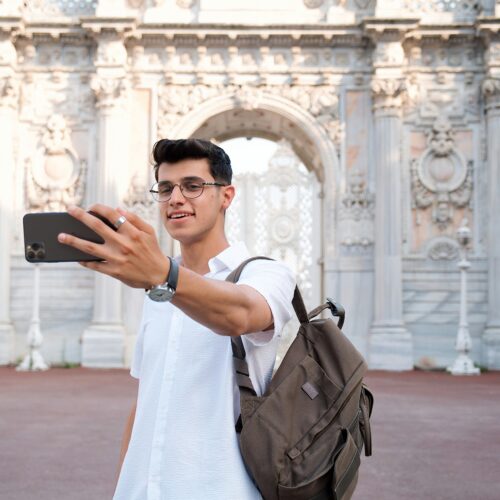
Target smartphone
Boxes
[23,211,116,263]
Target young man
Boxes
[58,139,296,499]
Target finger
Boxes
[79,260,109,273]
[116,208,155,235]
[58,232,108,260]
[68,204,132,241]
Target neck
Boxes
[179,233,230,275]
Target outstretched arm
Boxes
[58,205,277,336]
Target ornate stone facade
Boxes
[1,0,499,370]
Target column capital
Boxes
[0,76,19,109]
[483,78,500,112]
[371,78,405,115]
[91,75,129,110]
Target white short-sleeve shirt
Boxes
[113,242,296,500]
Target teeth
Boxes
[171,213,191,219]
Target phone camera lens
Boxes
[31,243,40,251]
[35,249,46,259]
[27,250,36,260]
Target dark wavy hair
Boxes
[152,139,232,185]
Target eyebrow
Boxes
[158,176,205,185]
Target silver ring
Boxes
[113,215,127,231]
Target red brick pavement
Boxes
[1,367,499,500]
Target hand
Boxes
[57,204,170,289]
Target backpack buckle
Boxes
[326,298,345,330]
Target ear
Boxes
[221,184,236,212]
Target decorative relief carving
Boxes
[25,115,87,212]
[483,78,500,109]
[91,76,129,109]
[403,0,481,15]
[23,0,96,16]
[338,171,374,252]
[371,78,405,112]
[426,237,460,260]
[96,40,128,67]
[0,77,19,109]
[157,84,341,149]
[123,172,158,227]
[411,116,473,230]
[373,42,405,67]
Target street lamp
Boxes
[447,218,480,375]
[16,264,49,371]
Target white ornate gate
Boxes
[225,140,322,361]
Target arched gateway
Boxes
[1,0,500,371]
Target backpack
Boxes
[226,257,374,500]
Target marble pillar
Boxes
[0,75,18,365]
[81,71,129,368]
[482,77,500,369]
[368,78,413,370]
[0,31,19,365]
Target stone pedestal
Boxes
[368,74,413,370]
[482,76,500,369]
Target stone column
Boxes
[0,32,19,365]
[367,35,413,370]
[482,39,500,368]
[81,33,130,367]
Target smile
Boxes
[168,212,194,220]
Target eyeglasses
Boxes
[150,178,227,202]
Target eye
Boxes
[183,182,203,193]
[159,184,174,195]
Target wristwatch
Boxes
[146,256,179,302]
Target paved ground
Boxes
[1,367,499,500]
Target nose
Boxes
[169,184,186,205]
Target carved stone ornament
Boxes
[157,84,341,148]
[0,77,19,109]
[402,0,481,16]
[411,116,473,230]
[371,79,405,112]
[91,76,129,109]
[426,237,460,261]
[123,172,158,227]
[483,78,500,109]
[338,171,374,251]
[25,115,87,212]
[96,40,128,67]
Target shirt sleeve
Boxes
[236,259,296,346]
[130,297,148,379]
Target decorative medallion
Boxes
[411,116,473,230]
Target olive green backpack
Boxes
[227,258,374,500]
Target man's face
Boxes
[157,158,233,245]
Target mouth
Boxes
[168,212,195,221]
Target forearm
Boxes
[115,403,136,487]
[171,266,271,336]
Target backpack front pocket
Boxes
[277,428,360,500]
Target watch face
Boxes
[148,285,175,302]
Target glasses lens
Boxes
[180,180,204,198]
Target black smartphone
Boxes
[23,211,116,263]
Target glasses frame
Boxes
[149,179,227,203]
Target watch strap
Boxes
[166,256,179,291]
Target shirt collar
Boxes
[207,241,251,274]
